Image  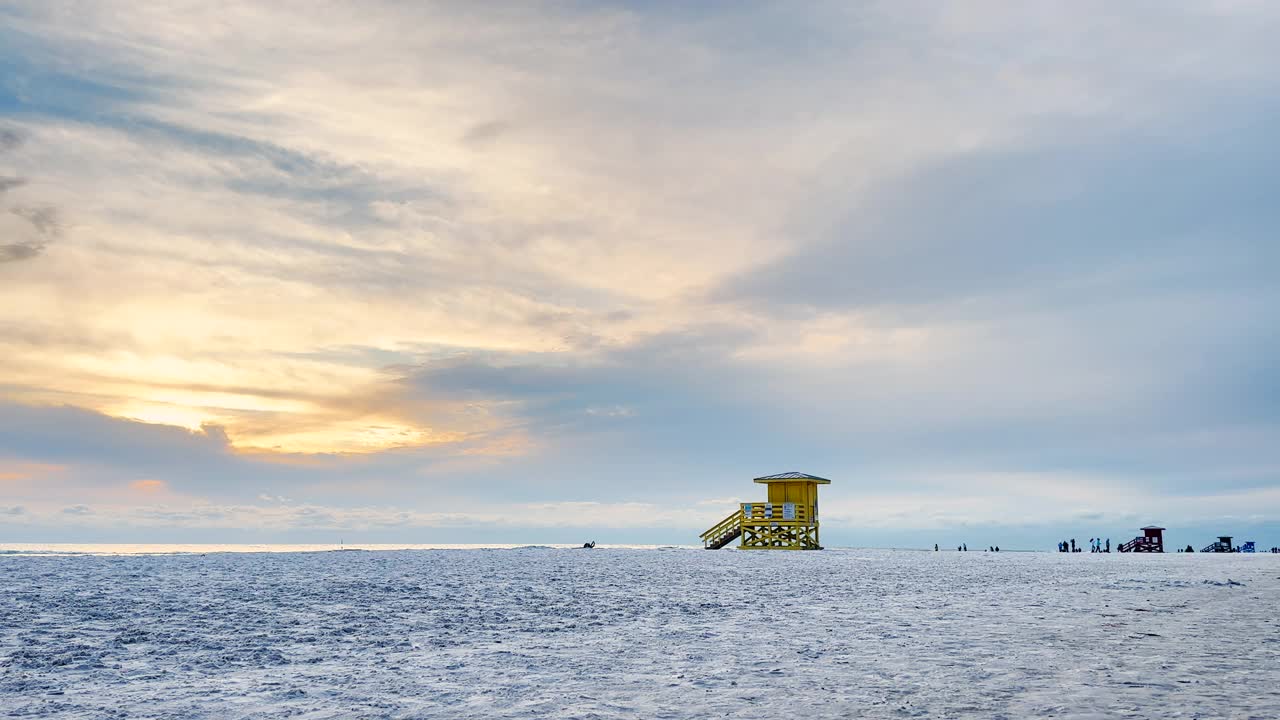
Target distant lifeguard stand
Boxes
[700,472,830,550]
[1202,535,1235,553]
[1118,526,1164,553]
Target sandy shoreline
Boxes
[3,548,1277,718]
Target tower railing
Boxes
[700,509,744,549]
[739,502,813,524]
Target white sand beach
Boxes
[2,548,1277,718]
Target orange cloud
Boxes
[0,462,68,481]
[129,479,168,493]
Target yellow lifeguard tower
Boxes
[700,472,831,550]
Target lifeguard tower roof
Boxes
[754,471,831,484]
[1141,526,1166,530]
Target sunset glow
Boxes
[2,1,1277,544]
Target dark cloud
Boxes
[406,325,759,416]
[61,504,93,515]
[199,423,231,448]
[400,324,824,482]
[461,120,510,146]
[121,117,448,230]
[0,131,60,263]
[0,403,247,481]
[0,401,492,505]
[1,506,24,516]
[0,243,44,263]
[716,103,1280,312]
[0,128,23,153]
[11,205,59,236]
[396,295,1280,500]
[0,206,59,262]
[0,129,28,204]
[0,176,26,194]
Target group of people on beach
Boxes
[1057,538,1110,553]
[928,537,1279,553]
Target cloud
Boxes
[461,120,510,147]
[0,400,545,507]
[0,461,66,483]
[0,128,24,153]
[715,105,1280,313]
[0,243,44,263]
[129,479,167,493]
[0,130,59,263]
[0,403,234,469]
[399,325,769,447]
[11,499,731,532]
[0,2,1277,542]
[257,494,294,503]
[10,204,58,235]
[14,483,1280,537]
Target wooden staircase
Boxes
[701,509,743,549]
[1119,537,1162,553]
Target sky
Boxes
[2,1,1278,549]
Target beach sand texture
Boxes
[2,548,1277,718]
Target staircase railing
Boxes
[1118,536,1160,553]
[700,509,744,549]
